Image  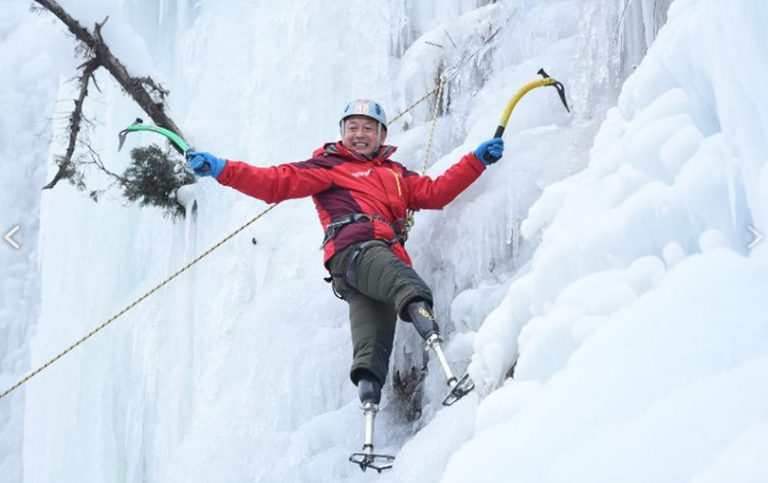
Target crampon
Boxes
[442,372,475,406]
[349,447,395,473]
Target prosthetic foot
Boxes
[407,301,475,406]
[349,375,395,473]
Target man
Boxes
[187,99,503,471]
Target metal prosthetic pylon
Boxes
[349,377,394,472]
[425,334,475,406]
[407,300,475,406]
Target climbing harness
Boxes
[325,239,380,300]
[321,213,409,249]
[321,213,406,300]
[0,22,566,401]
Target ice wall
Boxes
[0,6,71,482]
[441,0,768,480]
[1,0,681,482]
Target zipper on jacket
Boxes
[388,167,402,196]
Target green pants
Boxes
[327,240,433,386]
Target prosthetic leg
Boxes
[349,375,395,473]
[407,300,475,406]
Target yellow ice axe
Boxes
[484,68,569,163]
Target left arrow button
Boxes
[4,225,21,250]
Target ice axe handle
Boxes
[482,126,505,164]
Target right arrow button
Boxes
[748,225,763,251]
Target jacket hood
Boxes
[313,141,398,165]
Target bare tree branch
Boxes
[33,0,95,50]
[137,77,169,101]
[34,0,184,133]
[43,57,99,190]
[91,72,102,94]
[89,16,183,136]
[79,141,129,186]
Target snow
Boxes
[446,250,768,483]
[1,0,767,482]
[451,0,768,480]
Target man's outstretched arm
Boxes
[406,138,503,210]
[187,151,334,204]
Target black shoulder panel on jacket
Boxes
[292,156,344,170]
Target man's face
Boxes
[341,115,386,157]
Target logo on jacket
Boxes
[352,169,372,178]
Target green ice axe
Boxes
[118,118,202,162]
[118,118,191,154]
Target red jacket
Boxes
[216,141,486,266]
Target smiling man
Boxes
[187,99,503,470]
[343,112,383,156]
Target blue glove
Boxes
[186,151,227,177]
[474,138,504,166]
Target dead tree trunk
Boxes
[34,0,185,190]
